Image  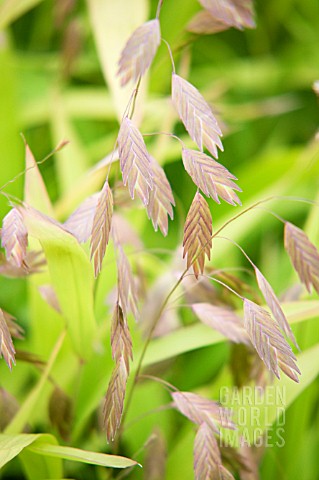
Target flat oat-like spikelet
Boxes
[1,208,28,267]
[117,246,139,320]
[243,299,300,382]
[187,10,230,34]
[255,267,298,349]
[118,117,153,205]
[65,193,99,243]
[103,356,128,442]
[0,308,16,370]
[172,391,235,433]
[284,222,319,295]
[182,149,241,205]
[194,423,235,480]
[199,0,255,30]
[117,19,161,86]
[192,303,250,345]
[111,303,133,373]
[172,73,223,158]
[147,157,175,236]
[90,180,113,277]
[183,192,212,279]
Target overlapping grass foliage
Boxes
[1,0,319,479]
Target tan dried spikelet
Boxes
[183,192,212,279]
[147,157,175,236]
[0,308,16,370]
[111,303,133,374]
[118,117,153,205]
[1,208,28,267]
[284,222,319,295]
[243,299,300,382]
[182,149,241,205]
[172,73,223,158]
[90,180,113,277]
[104,356,128,443]
[117,19,161,86]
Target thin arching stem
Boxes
[162,38,176,74]
[0,138,69,194]
[156,0,164,19]
[169,266,253,306]
[143,131,185,148]
[216,235,256,270]
[138,374,178,392]
[204,274,244,301]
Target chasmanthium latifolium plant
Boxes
[1,1,319,478]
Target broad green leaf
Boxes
[28,442,138,469]
[0,0,44,29]
[20,206,96,360]
[23,139,53,216]
[87,0,148,122]
[0,434,59,470]
[0,433,137,474]
[19,448,63,480]
[23,137,58,359]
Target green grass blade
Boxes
[21,207,96,359]
[28,442,139,469]
[0,434,60,470]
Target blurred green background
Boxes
[1,0,319,479]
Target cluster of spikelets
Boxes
[1,1,319,478]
